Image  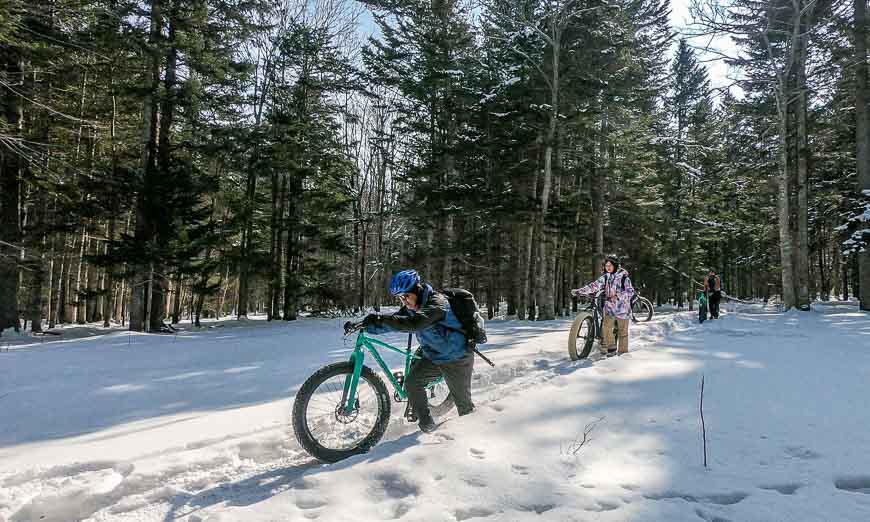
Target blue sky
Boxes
[356,0,739,95]
[669,0,740,94]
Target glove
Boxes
[571,289,583,297]
[361,314,382,328]
[343,321,358,334]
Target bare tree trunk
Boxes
[795,31,811,309]
[535,31,561,322]
[130,0,162,331]
[56,237,71,325]
[268,166,279,320]
[524,152,540,321]
[516,225,527,320]
[146,6,178,332]
[171,277,183,324]
[856,0,870,310]
[283,176,301,321]
[218,263,230,318]
[86,236,99,322]
[74,228,87,323]
[592,115,606,281]
[360,220,367,311]
[103,219,115,327]
[273,173,287,317]
[527,220,538,321]
[509,227,520,317]
[842,253,851,299]
[47,218,58,328]
[778,108,797,309]
[0,45,23,333]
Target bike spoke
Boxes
[304,373,381,451]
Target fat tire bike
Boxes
[292,325,454,463]
[568,291,624,360]
[630,294,654,323]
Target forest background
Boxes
[1,0,868,333]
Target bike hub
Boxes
[334,399,360,424]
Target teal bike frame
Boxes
[340,330,444,415]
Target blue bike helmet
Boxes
[390,270,421,296]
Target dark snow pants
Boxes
[709,291,721,319]
[406,351,475,421]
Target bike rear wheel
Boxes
[293,362,391,463]
[632,297,654,323]
[568,312,595,360]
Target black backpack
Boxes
[441,288,488,347]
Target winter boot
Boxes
[419,415,437,433]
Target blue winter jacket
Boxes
[365,284,468,364]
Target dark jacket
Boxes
[704,274,721,293]
[365,284,468,364]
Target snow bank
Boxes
[2,306,869,521]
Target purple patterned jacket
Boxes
[572,268,635,320]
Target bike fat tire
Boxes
[293,362,391,463]
[568,312,595,360]
[637,297,654,322]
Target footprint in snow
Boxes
[469,448,486,460]
[489,404,505,412]
[834,476,870,494]
[784,445,821,460]
[295,495,328,510]
[511,464,529,476]
[695,508,732,522]
[517,503,555,514]
[454,506,495,520]
[463,476,488,488]
[369,471,420,500]
[759,483,802,495]
[585,500,620,512]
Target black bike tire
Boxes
[292,362,392,463]
[637,297,654,322]
[568,312,595,360]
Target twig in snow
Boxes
[700,374,708,468]
[561,416,605,456]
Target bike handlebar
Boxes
[343,321,364,335]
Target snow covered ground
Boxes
[1,303,869,521]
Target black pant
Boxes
[406,351,475,420]
[709,291,721,318]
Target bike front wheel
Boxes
[293,362,392,463]
[632,297,654,323]
[568,312,595,360]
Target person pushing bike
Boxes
[350,270,475,433]
[703,268,722,319]
[571,255,635,356]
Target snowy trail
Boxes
[1,304,869,521]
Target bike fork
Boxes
[341,349,365,415]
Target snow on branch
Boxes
[675,161,704,180]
